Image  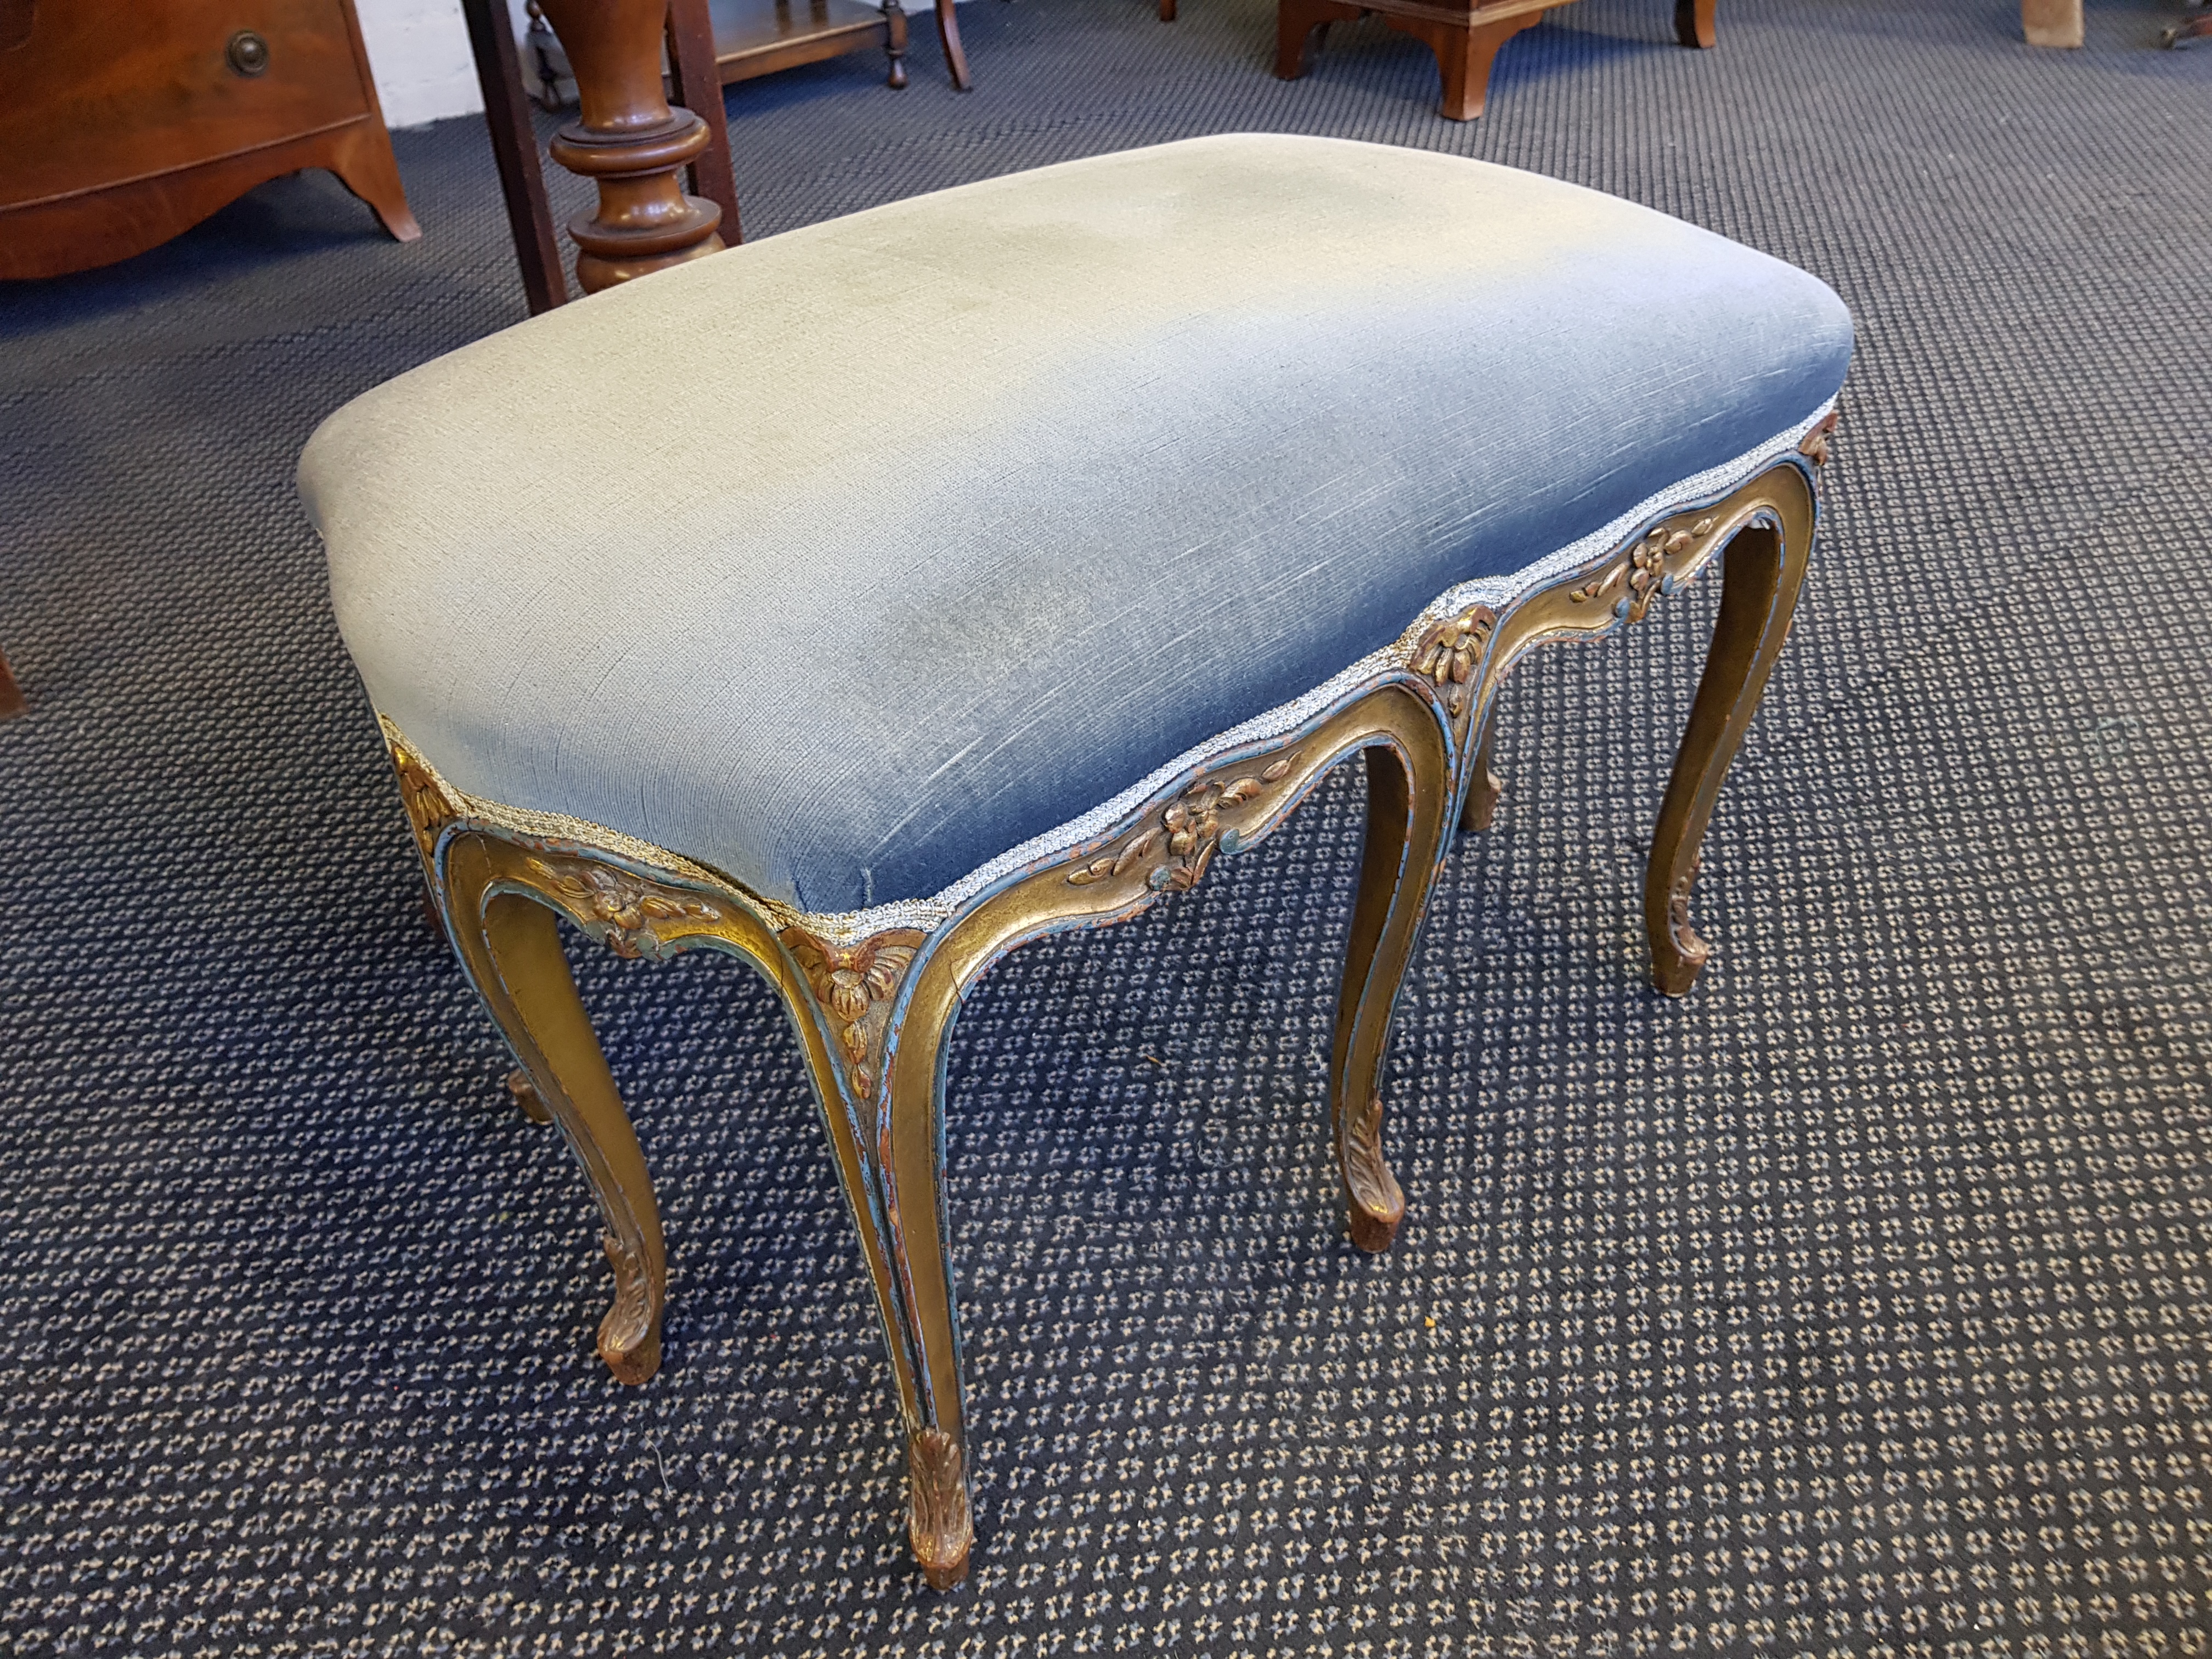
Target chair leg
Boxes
[1459,702,1505,833]
[1674,0,1717,49]
[1645,515,1810,996]
[1332,727,1454,1252]
[1276,0,1361,79]
[442,840,668,1385]
[935,0,973,88]
[872,976,978,1589]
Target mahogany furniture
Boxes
[2022,0,2083,48]
[0,651,23,723]
[461,0,743,312]
[303,134,1851,1587]
[1277,0,1716,122]
[529,0,963,98]
[0,0,417,280]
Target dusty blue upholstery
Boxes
[303,134,1851,914]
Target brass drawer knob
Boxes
[226,29,269,76]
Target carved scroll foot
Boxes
[506,1066,555,1124]
[1651,851,1709,998]
[1341,1094,1406,1252]
[598,1231,663,1385]
[909,1427,974,1589]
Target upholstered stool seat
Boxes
[307,134,1848,916]
[302,134,1850,1588]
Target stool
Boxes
[301,134,1850,1587]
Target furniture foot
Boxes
[2021,0,2084,48]
[884,0,911,85]
[1276,0,1361,80]
[506,1067,556,1124]
[1160,0,1178,19]
[441,840,669,1383]
[1380,13,1538,121]
[1,648,26,722]
[909,1426,974,1588]
[1645,477,1814,997]
[1458,704,1504,832]
[936,0,974,88]
[1674,0,1716,49]
[326,120,422,243]
[2164,10,2211,45]
[1332,736,1453,1252]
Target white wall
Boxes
[355,0,528,130]
[353,0,947,130]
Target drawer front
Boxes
[0,0,375,208]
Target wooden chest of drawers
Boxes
[0,0,416,279]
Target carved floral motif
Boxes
[783,929,924,1102]
[526,856,720,958]
[1799,411,1838,468]
[1410,605,1496,718]
[1065,754,1301,893]
[1570,516,1719,623]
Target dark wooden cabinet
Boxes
[0,0,417,279]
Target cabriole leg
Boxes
[1332,718,1454,1252]
[442,839,668,1384]
[1459,701,1504,833]
[876,988,976,1589]
[1645,493,1812,996]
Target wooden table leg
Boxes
[1674,0,1716,49]
[2022,0,2084,47]
[1276,0,1363,80]
[664,0,743,241]
[1380,10,1541,120]
[461,0,568,313]
[0,648,24,723]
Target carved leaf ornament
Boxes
[526,856,719,958]
[1410,605,1497,717]
[1570,517,1718,623]
[1066,754,1301,891]
[783,931,923,1101]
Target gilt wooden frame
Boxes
[383,426,1827,1588]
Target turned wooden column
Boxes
[537,0,725,292]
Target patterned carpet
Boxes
[3,0,2209,1654]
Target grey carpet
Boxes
[2,0,2209,1654]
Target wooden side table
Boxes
[0,0,417,280]
[1276,0,1716,122]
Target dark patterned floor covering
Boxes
[3,1,2210,1654]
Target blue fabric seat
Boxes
[302,133,1850,915]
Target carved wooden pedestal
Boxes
[1276,0,1717,121]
